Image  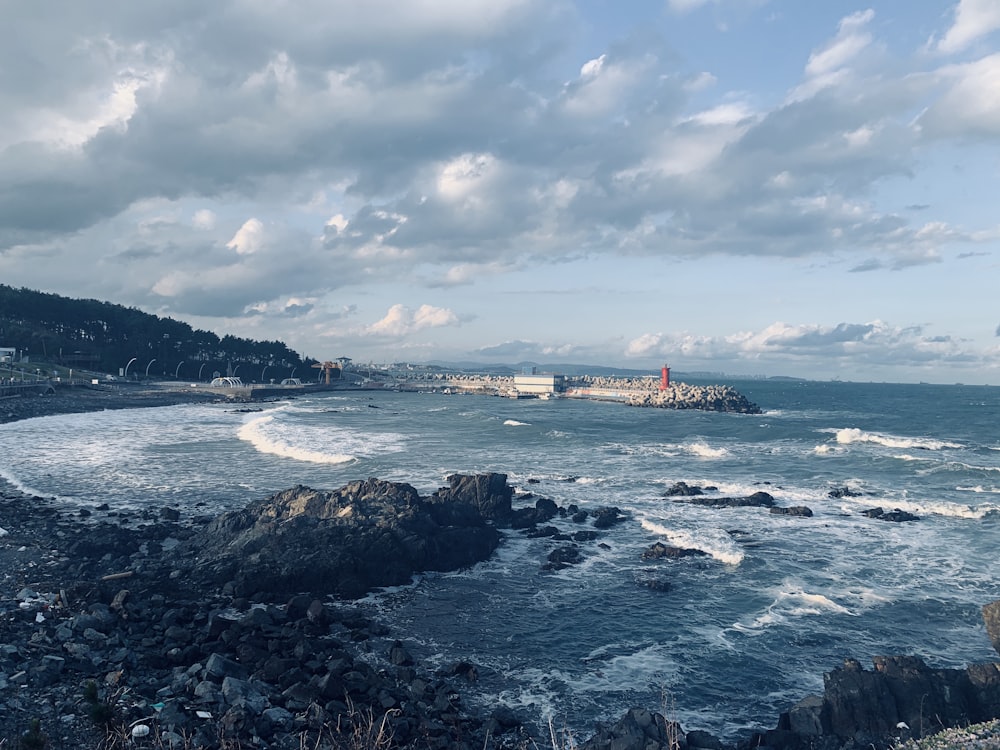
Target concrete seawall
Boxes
[390,373,761,414]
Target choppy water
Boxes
[1,380,998,740]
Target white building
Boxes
[512,373,566,395]
[0,347,16,363]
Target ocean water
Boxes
[1,380,998,741]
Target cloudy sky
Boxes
[2,0,999,383]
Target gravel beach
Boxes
[0,382,228,426]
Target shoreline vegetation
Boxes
[2,383,998,750]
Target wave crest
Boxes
[832,427,961,451]
[640,519,744,565]
[237,414,356,465]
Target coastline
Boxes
[2,386,999,749]
[0,382,226,426]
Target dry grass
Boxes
[893,719,1000,750]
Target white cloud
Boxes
[366,303,459,337]
[227,218,266,255]
[580,54,606,79]
[325,214,349,233]
[562,53,655,118]
[684,72,717,92]
[624,320,986,371]
[243,51,299,93]
[192,209,216,230]
[917,53,1000,138]
[436,153,500,203]
[2,2,1000,381]
[937,0,1000,54]
[805,10,875,78]
[666,0,712,13]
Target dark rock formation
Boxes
[642,542,708,559]
[578,707,690,750]
[430,472,514,521]
[592,506,627,528]
[664,481,705,497]
[745,653,1000,750]
[509,497,560,528]
[828,486,864,498]
[543,545,583,570]
[984,601,1000,656]
[770,506,814,517]
[187,475,511,599]
[862,507,919,522]
[673,491,776,509]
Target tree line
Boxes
[0,285,316,382]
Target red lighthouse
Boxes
[659,364,671,390]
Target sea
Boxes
[1,379,998,742]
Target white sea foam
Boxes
[615,440,730,460]
[237,409,406,465]
[828,487,1000,519]
[573,642,677,694]
[237,414,356,464]
[958,485,1000,494]
[735,584,856,632]
[0,467,64,503]
[888,497,998,519]
[685,441,729,459]
[640,519,745,565]
[830,427,962,451]
[813,444,845,455]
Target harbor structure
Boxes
[511,373,566,396]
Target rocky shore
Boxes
[2,388,999,749]
[0,382,225,425]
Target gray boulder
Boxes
[983,600,1000,656]
[187,475,508,599]
[580,707,686,750]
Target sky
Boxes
[1,1,1000,384]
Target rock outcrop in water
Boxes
[671,490,777,509]
[187,474,514,599]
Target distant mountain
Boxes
[425,360,665,378]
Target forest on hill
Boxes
[0,285,313,382]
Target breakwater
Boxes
[393,372,761,414]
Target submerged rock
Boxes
[862,507,919,522]
[642,542,708,559]
[770,505,814,517]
